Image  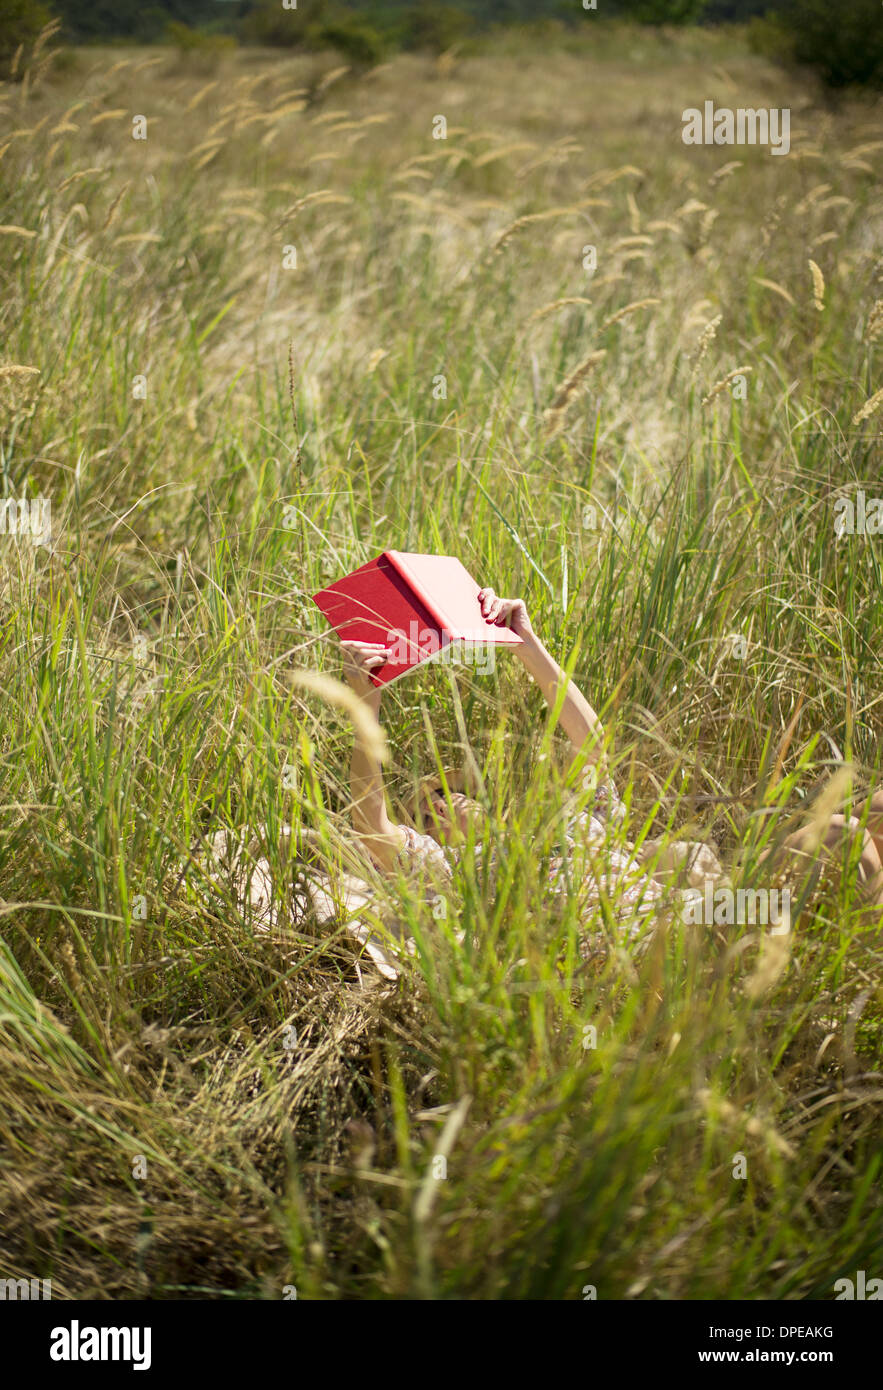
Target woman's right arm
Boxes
[341,640,407,872]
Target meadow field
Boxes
[1,21,882,1300]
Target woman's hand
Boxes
[340,639,388,698]
[477,588,535,642]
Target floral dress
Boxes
[393,772,673,953]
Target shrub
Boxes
[401,4,474,54]
[771,0,883,90]
[318,17,385,68]
[612,0,708,23]
[745,13,793,65]
[165,21,236,57]
[0,0,55,80]
[239,0,327,48]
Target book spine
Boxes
[384,551,457,637]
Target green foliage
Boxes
[745,11,792,63]
[772,0,883,90]
[239,0,327,48]
[612,0,709,22]
[319,15,386,65]
[0,0,54,78]
[400,4,474,52]
[14,0,775,57]
[51,1,215,42]
[165,21,237,57]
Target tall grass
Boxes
[0,28,881,1298]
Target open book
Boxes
[311,551,523,686]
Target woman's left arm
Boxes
[478,587,606,771]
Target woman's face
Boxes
[420,788,483,845]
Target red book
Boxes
[311,551,523,686]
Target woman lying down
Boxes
[202,588,883,980]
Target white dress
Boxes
[196,777,724,980]
[393,773,687,955]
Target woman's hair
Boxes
[399,767,476,830]
[400,770,455,829]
